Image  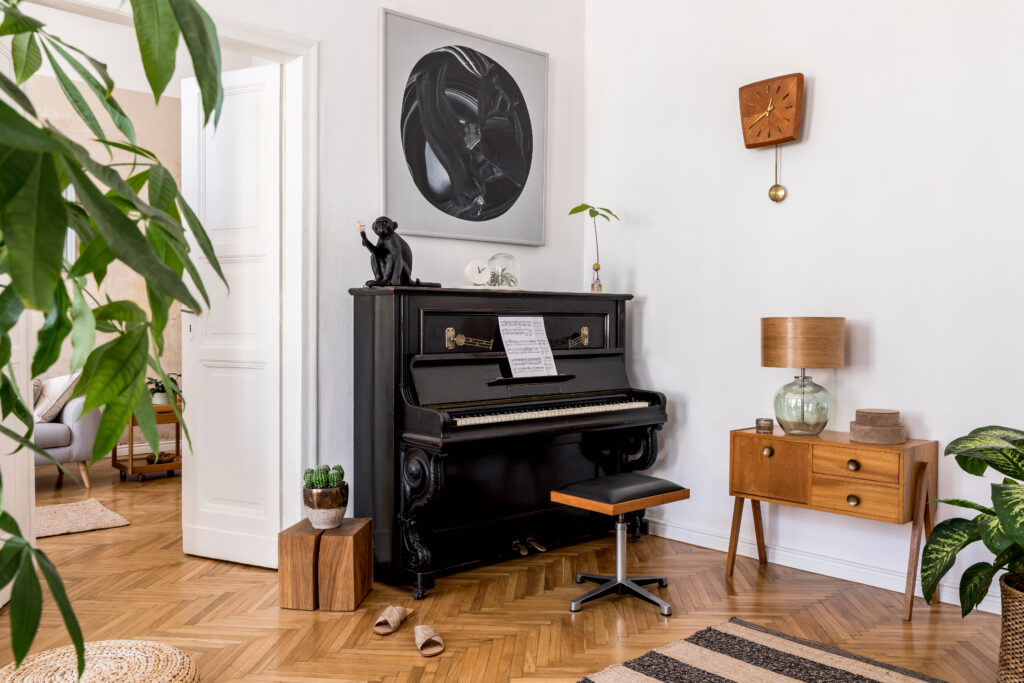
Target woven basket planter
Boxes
[1001,573,1024,682]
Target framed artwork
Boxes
[382,11,548,245]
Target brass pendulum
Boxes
[768,144,786,203]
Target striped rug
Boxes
[580,618,944,682]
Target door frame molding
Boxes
[31,0,321,534]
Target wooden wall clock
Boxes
[739,73,804,149]
[738,73,804,201]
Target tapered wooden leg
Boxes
[55,466,64,488]
[726,497,745,577]
[904,463,929,621]
[751,499,767,565]
[77,461,91,489]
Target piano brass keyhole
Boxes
[847,459,860,472]
[847,494,860,507]
[762,446,774,458]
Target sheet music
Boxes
[498,317,558,378]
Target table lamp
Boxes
[761,317,846,435]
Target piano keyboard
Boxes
[453,400,650,427]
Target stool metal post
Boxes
[571,514,672,616]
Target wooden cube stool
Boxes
[278,517,372,611]
[551,472,689,616]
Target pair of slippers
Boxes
[373,606,444,657]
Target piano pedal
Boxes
[526,538,547,552]
[512,540,530,557]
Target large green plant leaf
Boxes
[993,482,1024,547]
[3,154,66,310]
[959,561,997,617]
[93,300,147,325]
[921,517,979,603]
[0,373,33,430]
[0,72,35,117]
[35,550,84,677]
[9,548,41,667]
[42,42,106,144]
[63,160,201,311]
[946,433,1024,481]
[69,281,95,373]
[0,7,44,35]
[936,499,994,516]
[132,383,160,455]
[0,287,24,337]
[46,40,136,144]
[177,194,226,287]
[31,283,71,377]
[147,164,176,211]
[0,99,64,154]
[972,426,1024,445]
[975,512,1014,554]
[11,32,41,84]
[92,372,146,461]
[69,236,114,282]
[0,145,36,207]
[79,324,148,414]
[130,0,180,101]
[167,0,222,124]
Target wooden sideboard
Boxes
[726,427,938,620]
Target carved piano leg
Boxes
[399,445,444,599]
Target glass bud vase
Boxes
[591,262,603,293]
[774,375,832,435]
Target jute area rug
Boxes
[580,618,943,683]
[0,639,198,682]
[35,499,129,538]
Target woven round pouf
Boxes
[0,640,199,682]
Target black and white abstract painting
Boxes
[384,12,547,245]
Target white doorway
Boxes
[31,0,320,570]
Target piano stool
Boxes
[551,473,690,616]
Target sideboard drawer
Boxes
[810,476,899,521]
[812,445,899,484]
[730,435,810,504]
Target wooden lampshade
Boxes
[761,317,846,369]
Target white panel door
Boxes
[181,65,282,568]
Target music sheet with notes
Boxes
[498,317,558,378]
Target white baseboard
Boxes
[115,439,178,457]
[646,515,1001,615]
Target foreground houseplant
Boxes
[0,0,225,676]
[921,425,1024,679]
[303,465,348,529]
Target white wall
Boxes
[584,0,1024,613]
[198,0,586,508]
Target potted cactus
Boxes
[302,464,349,529]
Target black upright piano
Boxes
[350,287,666,597]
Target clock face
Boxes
[464,259,491,286]
[739,73,804,149]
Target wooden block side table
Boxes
[278,518,323,610]
[319,518,372,611]
[725,427,937,621]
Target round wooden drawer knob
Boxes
[762,446,774,458]
[847,494,860,507]
[847,459,860,471]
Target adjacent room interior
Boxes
[0,1,1018,681]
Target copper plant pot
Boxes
[1001,573,1024,682]
[302,481,349,530]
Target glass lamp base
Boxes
[774,375,832,436]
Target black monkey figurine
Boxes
[359,216,440,288]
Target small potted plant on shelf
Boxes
[146,373,181,405]
[920,425,1024,680]
[569,203,619,292]
[302,464,348,530]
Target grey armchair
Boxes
[33,396,101,488]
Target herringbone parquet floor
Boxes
[0,462,1000,681]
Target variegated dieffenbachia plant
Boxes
[921,426,1024,616]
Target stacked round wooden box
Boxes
[850,409,906,444]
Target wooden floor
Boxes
[0,463,1000,681]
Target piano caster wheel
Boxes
[135,474,147,482]
[412,588,426,600]
[119,471,127,481]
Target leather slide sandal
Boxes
[414,625,445,657]
[373,605,415,635]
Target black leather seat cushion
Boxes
[555,472,684,505]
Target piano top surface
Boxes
[349,286,634,301]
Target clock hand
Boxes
[747,111,769,129]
